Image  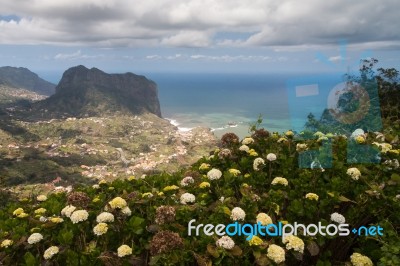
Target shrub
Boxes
[0,129,398,265]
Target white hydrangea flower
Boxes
[375,132,385,141]
[330,212,346,224]
[70,210,89,224]
[117,244,132,257]
[43,246,59,260]
[180,176,194,187]
[383,159,399,169]
[267,244,285,264]
[305,193,319,201]
[256,213,273,225]
[318,136,329,142]
[253,157,265,171]
[27,233,43,244]
[121,206,132,216]
[93,223,108,236]
[350,252,373,266]
[266,153,277,161]
[36,195,47,202]
[1,239,13,248]
[314,131,325,138]
[277,137,288,143]
[394,159,400,169]
[351,129,365,139]
[242,137,254,145]
[207,168,222,180]
[180,193,196,204]
[296,143,308,152]
[61,205,76,218]
[271,177,289,186]
[108,197,127,209]
[96,212,114,223]
[239,144,250,152]
[216,236,235,250]
[346,167,361,180]
[282,235,305,253]
[230,207,246,221]
[373,142,392,154]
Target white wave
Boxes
[211,127,226,132]
[165,118,180,127]
[178,127,193,132]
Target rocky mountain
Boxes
[34,66,162,118]
[0,66,55,96]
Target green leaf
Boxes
[207,244,220,258]
[253,250,261,259]
[85,240,97,254]
[66,250,80,265]
[24,252,37,266]
[307,241,320,256]
[149,255,161,265]
[327,192,335,197]
[338,195,356,203]
[222,207,231,216]
[271,202,280,215]
[133,228,144,235]
[228,245,243,256]
[129,216,146,235]
[58,228,74,245]
[391,173,400,183]
[255,255,270,266]
[129,216,145,227]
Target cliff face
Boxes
[36,65,161,117]
[0,66,55,96]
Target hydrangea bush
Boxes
[0,128,399,265]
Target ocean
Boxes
[150,72,325,138]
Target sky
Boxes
[1,0,400,82]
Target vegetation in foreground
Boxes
[0,60,399,265]
[0,125,399,265]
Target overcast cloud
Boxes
[0,0,399,75]
[0,0,399,49]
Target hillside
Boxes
[0,84,47,105]
[0,66,55,96]
[0,66,217,188]
[0,114,217,187]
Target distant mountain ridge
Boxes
[0,66,56,96]
[34,65,162,118]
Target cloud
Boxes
[146,54,274,62]
[146,55,162,60]
[54,50,83,60]
[161,31,210,48]
[54,50,103,60]
[0,0,399,49]
[328,55,345,62]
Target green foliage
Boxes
[0,127,398,265]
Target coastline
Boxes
[164,115,292,139]
[165,117,250,138]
